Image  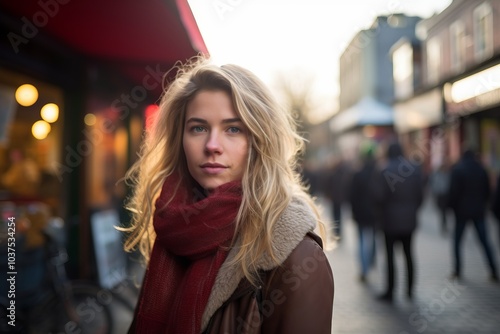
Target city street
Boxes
[324,194,500,334]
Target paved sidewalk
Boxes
[322,195,500,334]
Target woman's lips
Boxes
[201,163,227,174]
[202,167,226,174]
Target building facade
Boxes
[331,14,422,162]
[394,0,500,179]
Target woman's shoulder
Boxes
[285,232,324,262]
[258,232,334,333]
[270,232,331,281]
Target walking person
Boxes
[374,142,423,302]
[349,146,378,282]
[326,158,350,241]
[448,149,498,281]
[493,174,500,252]
[121,57,334,333]
[430,161,451,235]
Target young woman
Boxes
[122,57,334,334]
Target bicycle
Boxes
[1,214,113,334]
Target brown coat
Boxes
[202,198,334,334]
[204,233,334,334]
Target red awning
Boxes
[2,0,207,92]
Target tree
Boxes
[273,70,316,134]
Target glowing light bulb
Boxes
[84,113,97,126]
[15,84,38,107]
[41,103,59,123]
[32,120,51,139]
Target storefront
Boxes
[329,96,395,162]
[444,61,500,178]
[393,87,444,174]
[0,69,64,213]
[0,0,207,279]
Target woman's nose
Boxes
[205,132,223,154]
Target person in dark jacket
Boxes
[122,57,334,333]
[374,142,423,302]
[493,174,500,251]
[326,159,350,240]
[448,149,498,281]
[349,146,378,282]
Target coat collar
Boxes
[201,197,317,330]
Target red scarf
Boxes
[132,175,242,333]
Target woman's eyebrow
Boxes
[185,117,242,124]
[221,118,242,124]
[185,117,207,124]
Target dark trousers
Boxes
[453,213,498,277]
[332,201,342,237]
[383,233,414,297]
[436,194,448,232]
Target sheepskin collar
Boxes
[201,197,317,330]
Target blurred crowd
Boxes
[302,140,500,302]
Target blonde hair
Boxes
[122,56,324,284]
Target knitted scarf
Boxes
[132,175,242,333]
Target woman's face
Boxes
[183,90,249,192]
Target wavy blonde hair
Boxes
[122,56,324,283]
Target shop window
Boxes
[85,111,128,210]
[0,68,63,216]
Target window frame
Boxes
[473,2,494,61]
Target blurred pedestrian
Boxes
[448,149,498,281]
[326,158,350,240]
[349,145,378,282]
[373,142,423,302]
[430,161,451,235]
[301,160,320,196]
[491,174,500,244]
[493,174,500,250]
[121,57,334,333]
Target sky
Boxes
[188,0,453,123]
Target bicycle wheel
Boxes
[60,281,114,334]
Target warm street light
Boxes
[84,113,97,126]
[15,84,38,107]
[32,120,51,139]
[41,103,59,123]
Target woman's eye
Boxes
[227,127,241,134]
[191,126,205,133]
